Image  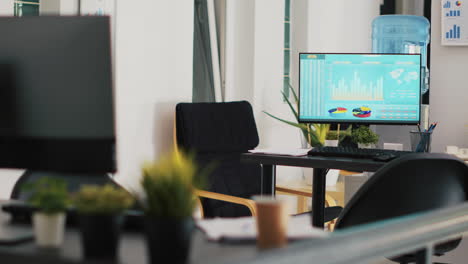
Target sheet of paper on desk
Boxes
[248,148,311,156]
[196,214,328,242]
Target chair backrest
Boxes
[175,101,261,217]
[335,153,468,262]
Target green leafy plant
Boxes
[326,128,352,141]
[139,150,207,219]
[326,130,340,140]
[263,84,330,147]
[351,126,379,145]
[73,184,134,215]
[22,177,70,215]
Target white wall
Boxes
[253,0,303,181]
[0,170,24,199]
[308,0,379,52]
[114,0,193,191]
[252,0,291,148]
[430,1,468,151]
[224,0,255,102]
[39,0,79,15]
[0,0,13,16]
[60,0,79,15]
[224,0,302,182]
[291,0,380,89]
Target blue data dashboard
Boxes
[298,53,421,124]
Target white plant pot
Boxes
[33,212,66,248]
[324,140,339,147]
[358,143,375,149]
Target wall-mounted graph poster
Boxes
[442,0,468,45]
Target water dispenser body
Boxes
[372,15,430,94]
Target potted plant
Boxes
[73,184,134,260]
[325,131,340,147]
[351,126,379,148]
[325,128,352,147]
[263,83,330,147]
[139,150,205,264]
[23,177,69,248]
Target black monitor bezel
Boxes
[298,52,422,126]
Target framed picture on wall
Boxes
[441,0,468,45]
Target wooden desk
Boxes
[241,153,385,228]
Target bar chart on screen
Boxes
[442,0,468,45]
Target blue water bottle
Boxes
[372,15,430,94]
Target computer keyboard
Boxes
[307,146,413,161]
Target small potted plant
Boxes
[326,128,353,146]
[351,126,379,148]
[139,150,205,264]
[325,131,340,147]
[73,184,134,260]
[23,177,69,248]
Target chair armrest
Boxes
[195,189,257,217]
[275,186,338,207]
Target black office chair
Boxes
[176,101,261,217]
[334,153,468,264]
[176,101,342,219]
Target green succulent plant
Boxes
[73,184,134,215]
[263,83,330,147]
[351,126,379,145]
[22,177,70,215]
[139,150,207,219]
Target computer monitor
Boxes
[298,53,421,125]
[0,16,115,173]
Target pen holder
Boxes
[410,131,432,152]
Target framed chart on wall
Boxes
[441,0,468,45]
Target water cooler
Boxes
[372,15,431,149]
[372,15,431,95]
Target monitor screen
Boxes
[298,53,421,125]
[0,16,115,173]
